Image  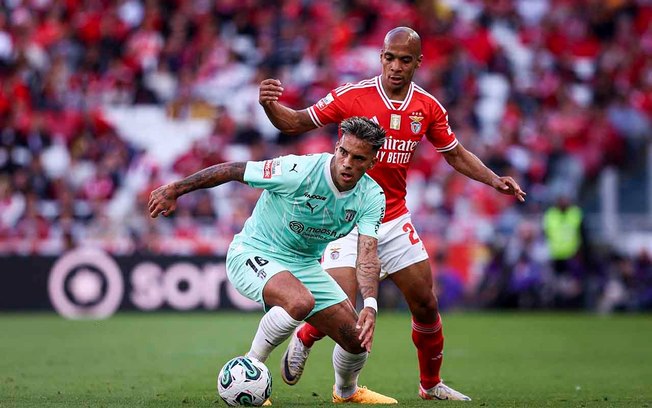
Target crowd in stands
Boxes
[0,0,650,311]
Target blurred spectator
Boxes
[433,250,466,311]
[542,194,588,308]
[598,249,652,313]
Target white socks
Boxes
[247,306,368,400]
[246,306,302,363]
[332,344,367,398]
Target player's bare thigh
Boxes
[262,271,315,321]
[326,267,357,304]
[306,298,365,354]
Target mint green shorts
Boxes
[226,244,347,317]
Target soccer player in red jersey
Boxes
[259,27,526,401]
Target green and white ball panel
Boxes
[217,356,272,406]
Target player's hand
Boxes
[356,307,376,353]
[148,183,178,218]
[493,176,527,202]
[259,78,284,106]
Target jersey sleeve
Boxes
[356,184,386,239]
[306,84,353,128]
[425,101,459,153]
[244,154,311,195]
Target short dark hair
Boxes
[340,117,386,151]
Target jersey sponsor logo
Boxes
[370,116,380,125]
[381,136,419,152]
[316,92,335,110]
[305,227,347,239]
[303,192,327,200]
[263,159,283,179]
[376,136,420,164]
[344,209,357,222]
[289,223,348,240]
[289,221,305,234]
[290,163,299,172]
[390,114,401,130]
[409,112,424,134]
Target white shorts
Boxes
[321,213,429,280]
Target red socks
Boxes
[411,315,444,390]
[297,323,326,348]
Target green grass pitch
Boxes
[1,312,651,407]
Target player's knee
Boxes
[336,330,365,354]
[284,293,315,321]
[340,342,365,354]
[410,291,439,320]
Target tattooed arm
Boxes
[148,162,246,218]
[356,234,380,301]
[355,234,380,351]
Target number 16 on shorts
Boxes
[246,256,269,279]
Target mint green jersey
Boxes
[230,153,385,264]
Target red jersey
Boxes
[307,76,458,223]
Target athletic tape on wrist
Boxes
[363,297,378,312]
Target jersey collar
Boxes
[374,75,414,111]
[324,154,356,198]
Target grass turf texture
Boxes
[0,312,650,407]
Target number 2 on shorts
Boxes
[402,222,420,245]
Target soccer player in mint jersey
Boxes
[259,27,527,401]
[148,117,397,405]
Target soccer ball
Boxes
[217,356,272,406]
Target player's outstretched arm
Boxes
[148,162,246,218]
[355,234,381,352]
[442,144,527,202]
[258,78,317,136]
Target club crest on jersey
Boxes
[330,245,341,260]
[409,112,424,134]
[263,159,282,179]
[390,114,401,130]
[344,209,357,222]
[316,93,335,110]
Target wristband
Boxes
[363,297,378,313]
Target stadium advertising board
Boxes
[0,247,260,319]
